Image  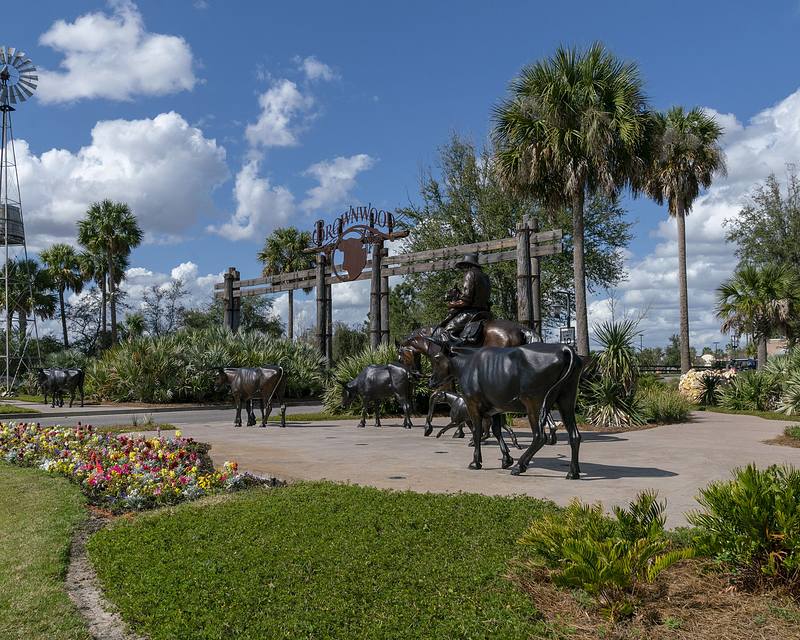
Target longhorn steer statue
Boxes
[426,341,583,478]
[214,367,287,428]
[37,368,85,408]
[341,364,414,429]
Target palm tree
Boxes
[77,200,143,345]
[646,107,726,373]
[78,251,107,332]
[0,258,57,338]
[716,264,800,369]
[257,227,314,340]
[493,43,650,357]
[40,244,85,347]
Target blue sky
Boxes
[9,0,800,346]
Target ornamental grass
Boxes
[0,422,255,511]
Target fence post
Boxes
[380,246,390,344]
[326,281,333,365]
[369,208,382,349]
[516,218,532,326]
[223,267,240,333]
[315,221,327,359]
[530,217,542,337]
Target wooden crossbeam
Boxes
[214,230,563,293]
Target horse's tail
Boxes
[538,345,576,433]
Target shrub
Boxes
[637,386,692,424]
[518,491,693,621]
[777,373,800,415]
[689,464,800,589]
[581,377,644,430]
[718,370,779,412]
[322,343,429,414]
[87,327,325,403]
[637,372,664,390]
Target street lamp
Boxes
[554,290,575,346]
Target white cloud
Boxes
[208,158,295,241]
[15,111,228,250]
[297,55,337,82]
[37,1,196,103]
[301,154,375,212]
[593,87,800,348]
[245,79,314,148]
[117,261,223,313]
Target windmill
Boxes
[0,46,40,394]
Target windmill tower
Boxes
[0,46,40,394]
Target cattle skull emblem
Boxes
[332,236,368,281]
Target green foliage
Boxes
[718,370,779,412]
[582,377,645,429]
[322,343,428,414]
[784,425,800,440]
[697,372,725,406]
[581,320,645,429]
[689,464,800,588]
[88,483,551,640]
[518,492,693,621]
[636,372,664,390]
[637,386,692,424]
[395,134,633,329]
[331,321,368,362]
[87,327,325,402]
[0,463,90,639]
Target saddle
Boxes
[460,311,492,345]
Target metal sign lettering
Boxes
[312,203,395,247]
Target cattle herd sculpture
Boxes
[32,255,584,479]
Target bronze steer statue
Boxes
[426,341,583,478]
[215,366,287,428]
[37,368,85,408]
[341,364,414,429]
[427,390,523,449]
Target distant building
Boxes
[767,337,789,357]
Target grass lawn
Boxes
[94,422,176,434]
[89,483,553,640]
[267,411,358,422]
[0,403,40,414]
[703,406,800,421]
[0,463,89,640]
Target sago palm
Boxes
[77,200,143,345]
[40,243,85,347]
[493,42,651,356]
[716,264,800,368]
[646,107,726,373]
[257,226,314,340]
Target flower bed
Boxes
[0,422,256,511]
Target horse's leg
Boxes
[80,383,84,408]
[280,402,287,428]
[234,395,242,427]
[511,398,546,476]
[481,417,491,442]
[247,399,257,426]
[398,393,412,429]
[503,423,523,449]
[424,396,436,435]
[556,390,582,480]
[491,414,514,469]
[69,388,75,408]
[466,402,483,470]
[454,420,466,438]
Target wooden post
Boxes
[369,210,382,349]
[223,267,240,332]
[516,218,533,327]
[380,247,390,344]
[315,221,327,358]
[530,217,542,337]
[326,281,333,365]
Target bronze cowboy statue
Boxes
[433,253,493,346]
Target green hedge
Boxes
[87,327,325,403]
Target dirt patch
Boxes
[510,559,800,640]
[764,435,800,448]
[66,514,147,640]
[510,418,668,434]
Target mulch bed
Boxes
[509,559,800,640]
[764,435,800,448]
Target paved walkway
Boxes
[107,409,799,527]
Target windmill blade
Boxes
[17,84,33,99]
[18,77,36,89]
[0,47,8,64]
[20,73,37,83]
[8,87,16,104]
[18,61,35,73]
[5,47,15,62]
[0,87,7,104]
[13,86,25,103]
[11,51,25,67]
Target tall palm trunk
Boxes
[757,334,767,370]
[100,275,107,332]
[59,286,69,348]
[676,202,691,373]
[572,188,590,357]
[108,246,117,345]
[17,307,26,339]
[287,289,294,341]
